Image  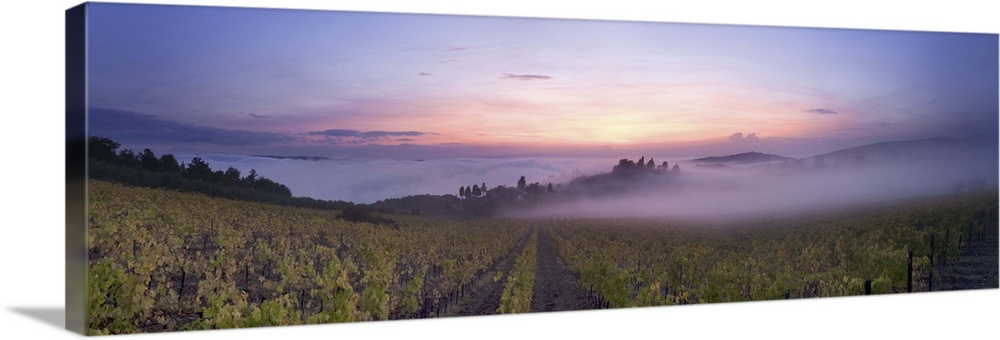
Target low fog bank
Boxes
[185,155,611,204]
[185,136,996,216]
[510,145,998,219]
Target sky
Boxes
[85,2,999,162]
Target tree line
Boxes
[87,136,353,211]
[612,156,679,175]
[459,176,555,200]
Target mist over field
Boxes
[517,160,992,219]
[183,135,998,218]
[513,137,998,219]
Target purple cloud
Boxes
[89,107,293,146]
[728,132,760,143]
[805,108,838,114]
[308,129,428,139]
[500,73,553,81]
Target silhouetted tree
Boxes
[85,136,321,208]
[661,161,668,170]
[517,176,526,190]
[212,170,225,183]
[482,182,487,195]
[547,183,554,193]
[647,158,655,169]
[526,182,542,197]
[671,164,680,173]
[613,159,629,174]
[459,186,466,199]
[223,167,241,186]
[159,154,181,173]
[140,148,159,171]
[244,168,258,185]
[472,184,482,197]
[186,157,213,181]
[88,136,120,163]
[118,148,140,168]
[252,177,292,197]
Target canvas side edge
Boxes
[66,2,88,336]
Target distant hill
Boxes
[369,194,464,217]
[693,151,792,165]
[801,135,997,167]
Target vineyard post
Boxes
[967,222,973,244]
[958,230,963,261]
[944,229,950,266]
[976,210,983,240]
[906,250,913,293]
[679,264,684,286]
[929,234,935,292]
[299,289,306,316]
[982,214,987,240]
[178,266,186,304]
[930,234,935,267]
[243,263,249,292]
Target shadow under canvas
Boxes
[9,307,66,330]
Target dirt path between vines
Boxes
[530,226,598,312]
[442,227,534,317]
[439,225,597,316]
[937,234,998,291]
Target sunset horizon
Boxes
[85,3,997,163]
[76,2,999,207]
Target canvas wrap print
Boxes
[65,2,999,335]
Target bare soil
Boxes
[440,227,534,317]
[530,227,599,312]
[938,231,999,291]
[437,225,598,316]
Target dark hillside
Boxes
[693,151,792,165]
